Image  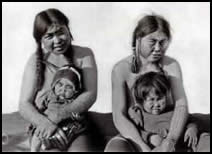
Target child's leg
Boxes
[31,134,42,152]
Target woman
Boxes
[19,8,97,152]
[105,15,189,152]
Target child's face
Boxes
[54,78,76,100]
[143,88,167,115]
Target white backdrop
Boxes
[2,2,210,114]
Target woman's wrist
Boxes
[137,139,151,152]
[163,137,177,149]
[33,112,51,126]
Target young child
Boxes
[128,72,198,152]
[30,65,86,152]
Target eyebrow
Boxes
[46,27,64,35]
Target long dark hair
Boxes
[131,14,171,73]
[33,8,74,90]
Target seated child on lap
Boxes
[128,72,198,151]
[30,66,86,152]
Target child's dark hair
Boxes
[33,8,74,90]
[131,14,171,73]
[133,72,170,103]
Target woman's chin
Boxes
[52,49,66,55]
[52,46,69,55]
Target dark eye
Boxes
[151,98,155,101]
[56,30,64,35]
[66,85,73,90]
[56,82,62,87]
[44,34,53,40]
[157,96,165,101]
[160,39,168,46]
[149,40,155,45]
[147,97,155,102]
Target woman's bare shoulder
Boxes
[162,56,182,76]
[72,45,94,58]
[112,55,132,77]
[72,45,97,69]
[25,53,37,69]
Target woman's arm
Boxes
[48,49,97,124]
[19,54,50,125]
[111,63,151,152]
[161,60,189,151]
[19,54,58,139]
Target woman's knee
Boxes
[196,133,210,152]
[104,137,136,152]
[67,134,99,152]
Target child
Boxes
[128,72,198,152]
[30,65,86,152]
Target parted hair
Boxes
[33,8,74,90]
[131,14,171,73]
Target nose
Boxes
[59,86,65,93]
[153,42,161,53]
[53,35,62,44]
[154,102,160,108]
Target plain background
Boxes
[2,2,210,114]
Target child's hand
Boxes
[35,119,57,139]
[149,134,163,147]
[184,125,198,148]
[128,105,143,128]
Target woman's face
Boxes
[143,88,167,115]
[54,78,76,100]
[41,24,71,55]
[137,30,170,62]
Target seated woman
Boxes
[19,8,98,152]
[105,14,210,152]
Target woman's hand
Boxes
[151,138,176,152]
[184,125,198,148]
[34,118,57,140]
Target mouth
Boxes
[152,109,161,114]
[54,43,65,51]
[152,54,162,57]
[152,54,162,60]
[152,108,161,112]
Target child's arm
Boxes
[36,92,50,112]
[128,105,143,128]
